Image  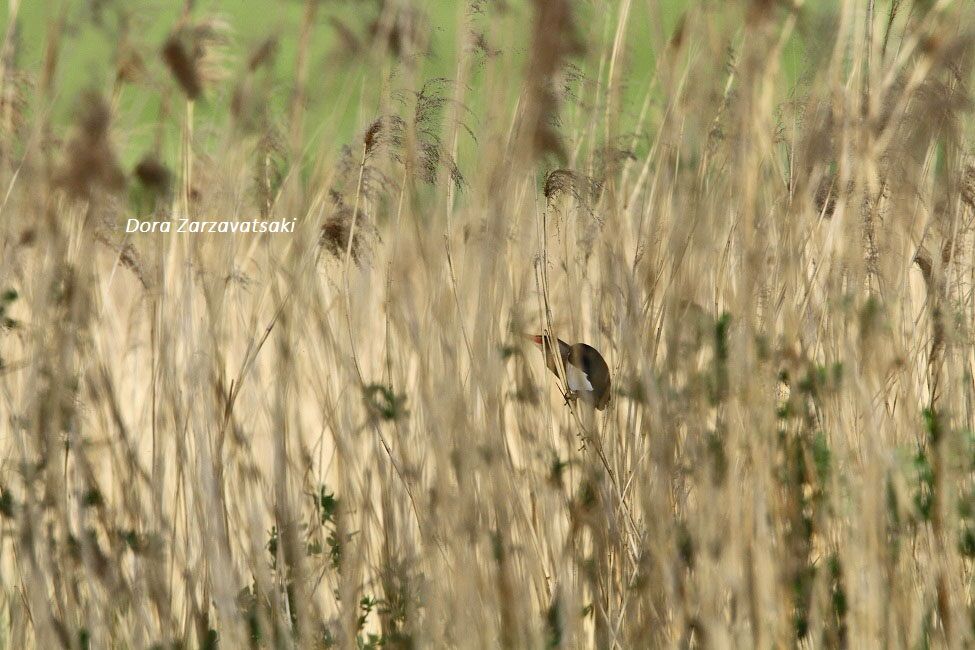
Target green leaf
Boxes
[363,384,408,421]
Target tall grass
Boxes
[2,0,975,647]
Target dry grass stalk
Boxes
[4,2,975,648]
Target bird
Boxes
[530,333,612,410]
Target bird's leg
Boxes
[575,420,591,450]
[562,392,589,450]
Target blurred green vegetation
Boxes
[3,0,820,169]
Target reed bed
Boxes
[2,0,975,647]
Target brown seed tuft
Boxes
[161,18,230,100]
[962,164,975,210]
[364,119,383,156]
[368,3,429,60]
[134,156,172,194]
[319,204,378,266]
[162,34,202,99]
[56,92,126,200]
[524,0,586,162]
[544,169,599,203]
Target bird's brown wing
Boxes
[569,344,611,410]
